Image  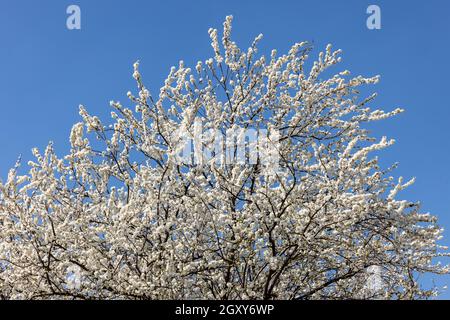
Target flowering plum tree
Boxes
[0,16,447,300]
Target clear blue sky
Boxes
[1,0,449,298]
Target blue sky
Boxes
[1,0,449,298]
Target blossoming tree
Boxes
[0,16,447,300]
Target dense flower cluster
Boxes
[0,16,447,300]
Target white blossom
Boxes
[0,16,447,300]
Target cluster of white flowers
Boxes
[0,16,448,300]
